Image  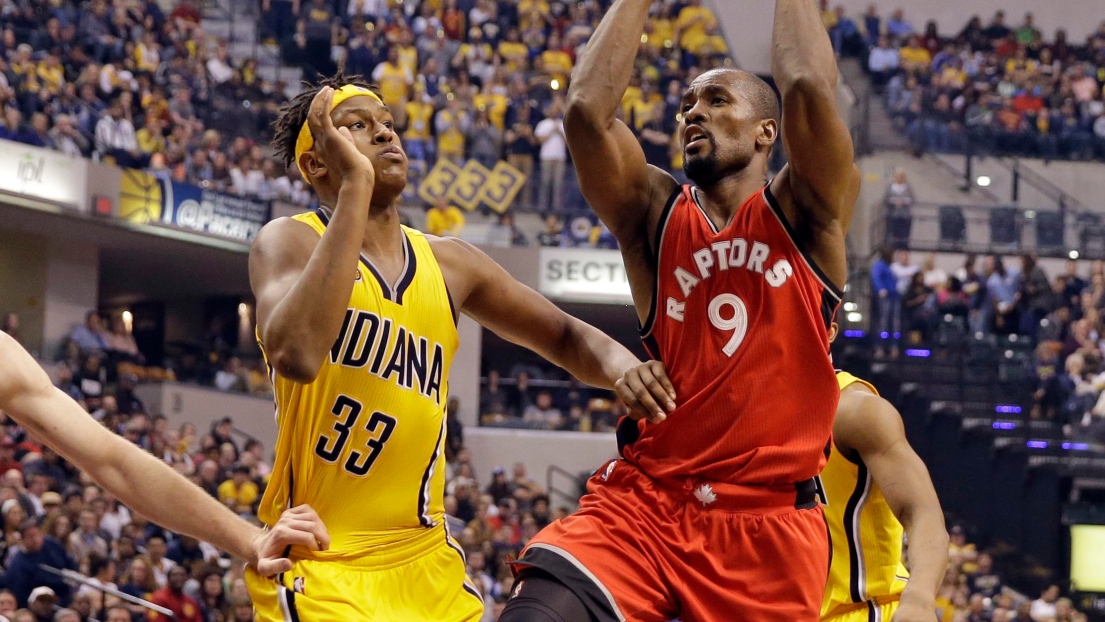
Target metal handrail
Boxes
[546,464,583,509]
[40,564,175,619]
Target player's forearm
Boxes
[264,177,372,382]
[771,0,839,95]
[898,506,949,605]
[12,386,262,564]
[564,0,650,130]
[551,318,641,390]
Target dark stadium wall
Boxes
[0,228,48,355]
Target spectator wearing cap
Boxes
[27,587,57,622]
[8,518,75,607]
[217,465,258,515]
[39,492,62,520]
[485,467,513,504]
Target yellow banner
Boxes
[417,159,526,214]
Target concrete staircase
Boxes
[838,58,911,153]
[199,0,303,96]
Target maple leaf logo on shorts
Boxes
[693,484,717,507]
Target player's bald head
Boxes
[689,68,780,124]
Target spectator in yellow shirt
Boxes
[519,0,550,31]
[371,47,413,108]
[899,35,932,71]
[217,465,259,515]
[499,28,530,72]
[36,55,65,96]
[698,23,729,57]
[819,0,838,30]
[136,117,166,155]
[540,33,574,86]
[425,196,466,237]
[675,0,717,55]
[403,87,435,165]
[625,80,662,130]
[434,98,469,163]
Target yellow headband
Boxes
[294,85,383,177]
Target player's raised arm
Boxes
[769,0,859,289]
[252,87,375,383]
[835,386,948,622]
[565,0,677,240]
[436,239,675,423]
[0,333,330,575]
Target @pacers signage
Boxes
[538,247,632,304]
[0,139,89,210]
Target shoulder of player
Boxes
[833,384,905,458]
[425,235,496,296]
[249,217,319,265]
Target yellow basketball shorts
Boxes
[822,601,898,622]
[246,537,484,622]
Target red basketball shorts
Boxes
[514,458,830,622]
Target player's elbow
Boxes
[267,345,322,384]
[778,71,838,102]
[564,94,610,133]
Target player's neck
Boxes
[359,203,405,259]
[694,165,767,225]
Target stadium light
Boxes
[1070,250,1080,260]
[122,311,133,333]
[843,302,857,312]
[977,176,992,187]
[551,79,561,90]
[238,303,249,317]
[846,312,862,322]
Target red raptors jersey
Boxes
[623,184,842,486]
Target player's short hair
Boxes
[271,72,382,170]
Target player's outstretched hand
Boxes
[306,86,374,183]
[252,504,331,576]
[615,360,676,424]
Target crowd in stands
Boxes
[0,0,729,222]
[824,3,1105,160]
[869,241,1105,442]
[478,366,625,432]
[0,0,313,205]
[939,527,1087,621]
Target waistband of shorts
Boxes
[823,593,903,619]
[608,459,819,512]
[292,522,450,569]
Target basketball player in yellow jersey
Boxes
[820,324,949,622]
[245,75,677,622]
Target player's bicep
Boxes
[564,110,675,238]
[848,396,940,521]
[249,219,314,337]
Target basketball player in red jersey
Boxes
[501,1,859,621]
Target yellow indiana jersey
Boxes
[819,372,910,620]
[258,209,458,562]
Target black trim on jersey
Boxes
[639,187,683,338]
[315,207,418,304]
[444,532,484,604]
[690,186,721,234]
[867,601,877,622]
[761,186,845,301]
[446,286,458,326]
[393,234,418,304]
[821,289,839,331]
[843,462,872,603]
[281,586,302,622]
[515,546,624,622]
[822,504,833,578]
[616,416,641,456]
[417,421,446,528]
[794,478,819,510]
